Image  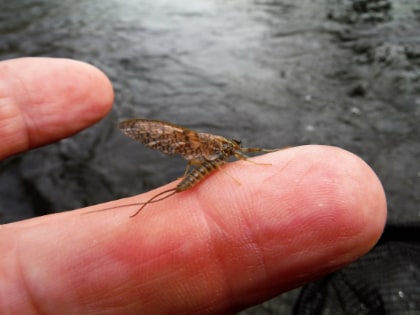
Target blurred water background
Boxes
[1,0,419,313]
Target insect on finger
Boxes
[84,119,281,217]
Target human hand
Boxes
[0,57,387,314]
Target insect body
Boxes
[89,119,277,217]
[128,158,227,217]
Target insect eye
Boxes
[232,139,241,145]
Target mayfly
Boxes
[91,119,278,217]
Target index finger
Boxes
[0,57,113,159]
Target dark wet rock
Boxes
[1,1,420,314]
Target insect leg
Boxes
[213,161,241,185]
[181,159,203,178]
[182,162,191,178]
[240,147,279,153]
[234,151,271,166]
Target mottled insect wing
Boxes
[119,119,203,160]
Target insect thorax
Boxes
[195,133,240,161]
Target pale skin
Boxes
[0,58,387,315]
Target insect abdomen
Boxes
[176,159,226,192]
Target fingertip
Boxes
[0,57,114,158]
[62,58,114,122]
[321,146,387,255]
[254,145,387,266]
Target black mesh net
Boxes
[294,224,420,315]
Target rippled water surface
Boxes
[1,0,420,313]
